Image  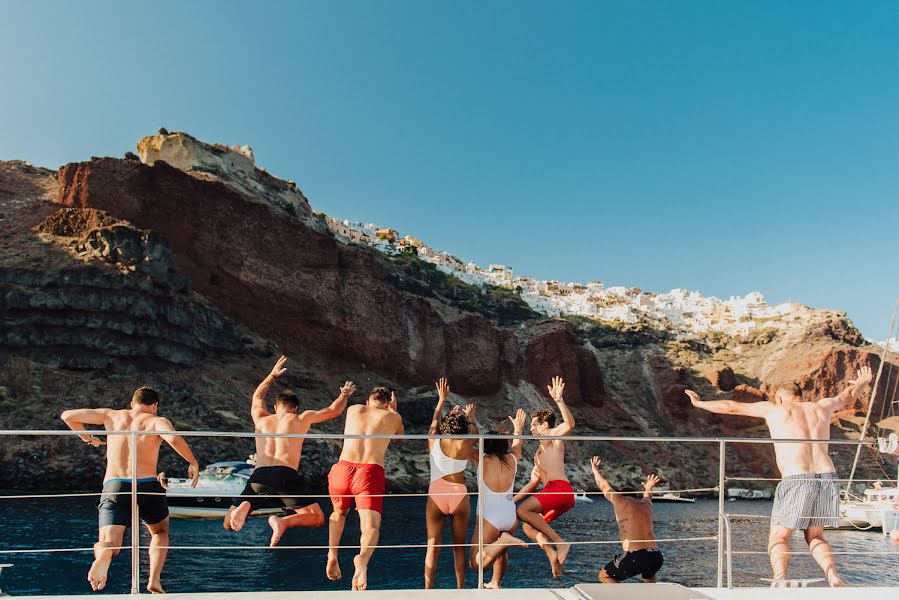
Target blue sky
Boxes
[2,1,897,338]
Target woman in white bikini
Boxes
[424,378,478,589]
[469,408,528,580]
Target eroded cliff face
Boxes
[1,131,896,494]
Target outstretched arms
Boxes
[546,376,575,435]
[591,456,618,503]
[301,381,357,425]
[60,407,111,446]
[686,390,771,419]
[464,403,479,434]
[642,473,660,502]
[819,366,874,412]
[155,417,200,487]
[428,378,450,436]
[252,356,287,421]
[508,408,527,460]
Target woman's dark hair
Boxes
[439,411,468,435]
[483,428,514,468]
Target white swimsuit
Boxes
[478,456,518,532]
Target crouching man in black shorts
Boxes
[62,387,200,593]
[589,456,664,583]
[224,356,356,546]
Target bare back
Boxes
[534,439,568,483]
[611,497,656,552]
[764,402,836,477]
[339,404,403,466]
[102,410,166,481]
[482,454,517,492]
[253,412,312,469]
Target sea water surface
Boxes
[0,496,896,595]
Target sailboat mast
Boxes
[845,295,899,497]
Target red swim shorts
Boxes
[536,479,575,524]
[328,460,387,514]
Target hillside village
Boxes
[325,217,811,338]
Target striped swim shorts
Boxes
[771,472,839,530]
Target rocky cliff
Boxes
[0,133,896,495]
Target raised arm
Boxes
[389,391,406,443]
[819,366,873,412]
[428,378,450,436]
[685,390,771,418]
[252,356,287,421]
[590,456,618,503]
[60,407,111,446]
[301,381,356,425]
[642,473,660,502]
[155,417,200,487]
[513,465,541,503]
[508,408,527,460]
[546,376,575,436]
[463,403,479,434]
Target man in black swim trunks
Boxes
[61,387,199,594]
[590,456,664,583]
[224,356,356,546]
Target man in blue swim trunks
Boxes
[62,387,199,594]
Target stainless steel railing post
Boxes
[130,430,139,594]
[716,439,726,587]
[477,432,484,589]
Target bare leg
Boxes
[805,527,844,587]
[522,522,561,578]
[146,519,169,594]
[517,497,569,567]
[88,525,124,591]
[269,503,325,547]
[424,498,444,589]
[352,509,382,591]
[599,567,619,584]
[449,497,471,589]
[226,501,252,531]
[485,553,508,589]
[767,524,793,583]
[327,506,349,580]
[471,521,526,571]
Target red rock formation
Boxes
[705,365,737,391]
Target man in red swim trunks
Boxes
[515,376,576,578]
[326,386,404,591]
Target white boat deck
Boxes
[11,584,898,600]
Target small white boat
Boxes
[165,458,282,519]
[574,491,594,503]
[835,486,899,530]
[726,487,772,500]
[654,491,695,503]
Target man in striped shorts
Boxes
[687,365,873,587]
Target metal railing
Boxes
[0,429,890,593]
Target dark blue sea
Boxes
[0,496,896,595]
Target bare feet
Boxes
[484,580,500,589]
[497,532,527,549]
[147,581,165,594]
[229,501,251,531]
[828,574,846,587]
[556,540,571,565]
[326,553,342,580]
[351,555,368,591]
[268,516,287,547]
[87,555,111,591]
[545,545,562,578]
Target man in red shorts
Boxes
[326,386,404,591]
[515,376,576,578]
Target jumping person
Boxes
[590,456,663,583]
[224,356,356,546]
[424,378,478,589]
[687,365,873,587]
[469,409,529,578]
[326,386,404,591]
[515,376,575,577]
[61,387,200,594]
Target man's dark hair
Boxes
[439,411,469,436]
[369,386,391,404]
[531,407,556,428]
[275,390,300,410]
[132,387,159,406]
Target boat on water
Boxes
[574,491,594,503]
[725,487,772,500]
[653,489,696,503]
[165,457,282,518]
[836,484,899,531]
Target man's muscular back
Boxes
[252,412,312,469]
[103,410,166,480]
[535,440,568,483]
[611,497,656,552]
[764,402,836,477]
[339,404,403,466]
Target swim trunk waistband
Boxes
[782,472,838,481]
[103,477,159,486]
